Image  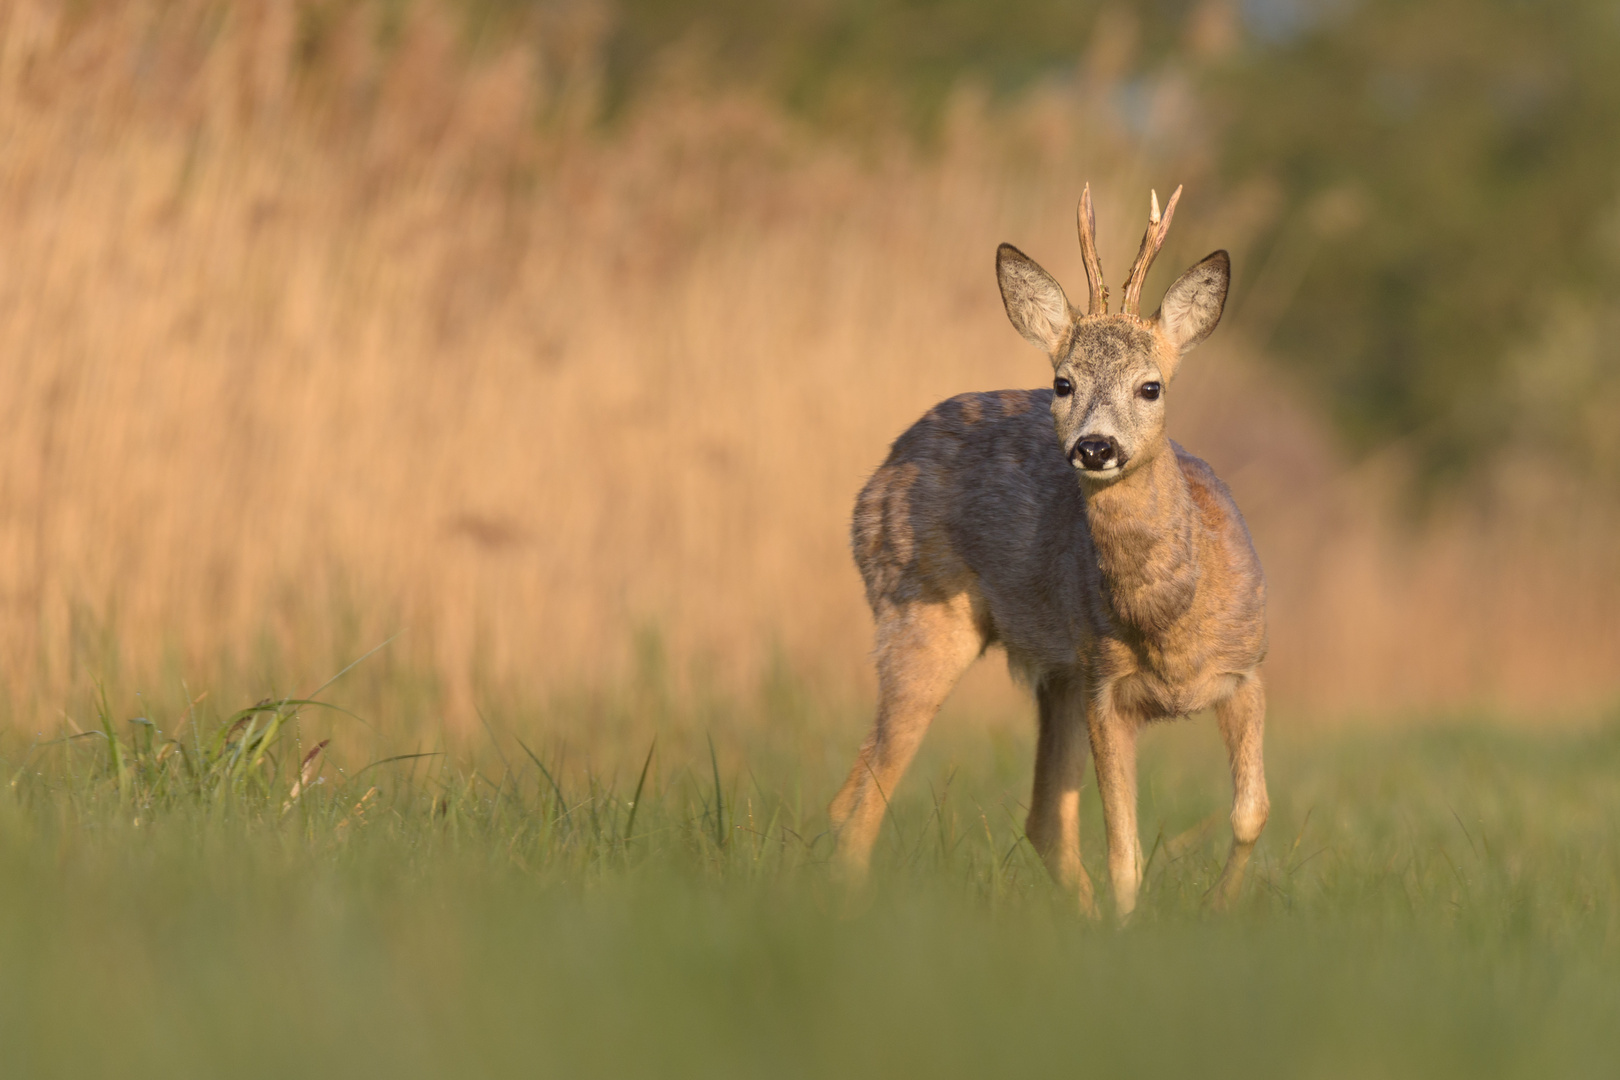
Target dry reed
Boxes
[0,0,1614,728]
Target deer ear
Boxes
[996,244,1073,355]
[1154,250,1229,355]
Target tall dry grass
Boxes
[0,0,1615,727]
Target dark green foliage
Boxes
[1217,0,1620,488]
[599,0,1117,125]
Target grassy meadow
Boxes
[4,672,1620,1078]
[2,2,1620,1076]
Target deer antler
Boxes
[1120,185,1182,317]
[1076,184,1109,315]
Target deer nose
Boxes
[1073,436,1118,471]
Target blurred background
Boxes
[0,0,1616,730]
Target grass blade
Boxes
[515,735,568,821]
[708,733,725,849]
[303,634,399,702]
[622,737,657,846]
[352,752,442,780]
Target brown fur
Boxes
[830,201,1268,916]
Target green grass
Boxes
[3,678,1620,1079]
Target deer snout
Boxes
[1071,435,1122,472]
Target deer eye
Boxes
[1139,381,1162,401]
[1053,377,1073,397]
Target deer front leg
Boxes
[829,597,982,882]
[1026,672,1097,916]
[1086,689,1144,918]
[1210,672,1269,909]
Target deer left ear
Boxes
[996,243,1074,356]
[1154,250,1229,355]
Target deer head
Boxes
[995,185,1230,484]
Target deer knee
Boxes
[1231,798,1268,846]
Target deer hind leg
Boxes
[830,595,983,881]
[1210,672,1269,909]
[1086,690,1144,918]
[1026,671,1097,916]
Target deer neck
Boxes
[1082,443,1198,638]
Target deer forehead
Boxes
[1060,317,1165,379]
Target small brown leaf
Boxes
[283,739,331,809]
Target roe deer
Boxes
[828,186,1267,916]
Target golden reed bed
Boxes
[0,0,1614,726]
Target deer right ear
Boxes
[1154,250,1230,355]
[996,244,1073,356]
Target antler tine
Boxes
[1120,184,1182,316]
[1076,183,1109,315]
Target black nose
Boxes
[1073,436,1118,471]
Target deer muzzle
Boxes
[1072,435,1124,473]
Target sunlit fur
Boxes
[830,223,1266,917]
